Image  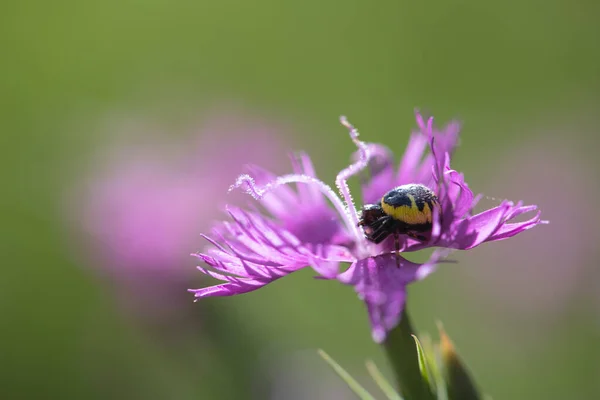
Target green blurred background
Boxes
[2,1,599,399]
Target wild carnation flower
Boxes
[189,111,545,342]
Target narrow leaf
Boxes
[318,349,377,400]
[412,335,433,388]
[365,360,403,400]
[433,345,449,400]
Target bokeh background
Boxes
[2,1,599,399]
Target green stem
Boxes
[382,307,434,400]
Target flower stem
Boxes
[382,307,434,400]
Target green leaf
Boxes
[414,334,449,400]
[365,360,404,400]
[317,349,377,400]
[412,335,433,389]
[432,344,449,400]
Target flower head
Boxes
[190,111,545,342]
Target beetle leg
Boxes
[394,233,401,267]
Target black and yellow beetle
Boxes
[358,184,440,255]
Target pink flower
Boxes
[190,111,545,342]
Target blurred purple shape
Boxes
[463,134,597,321]
[65,110,292,322]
